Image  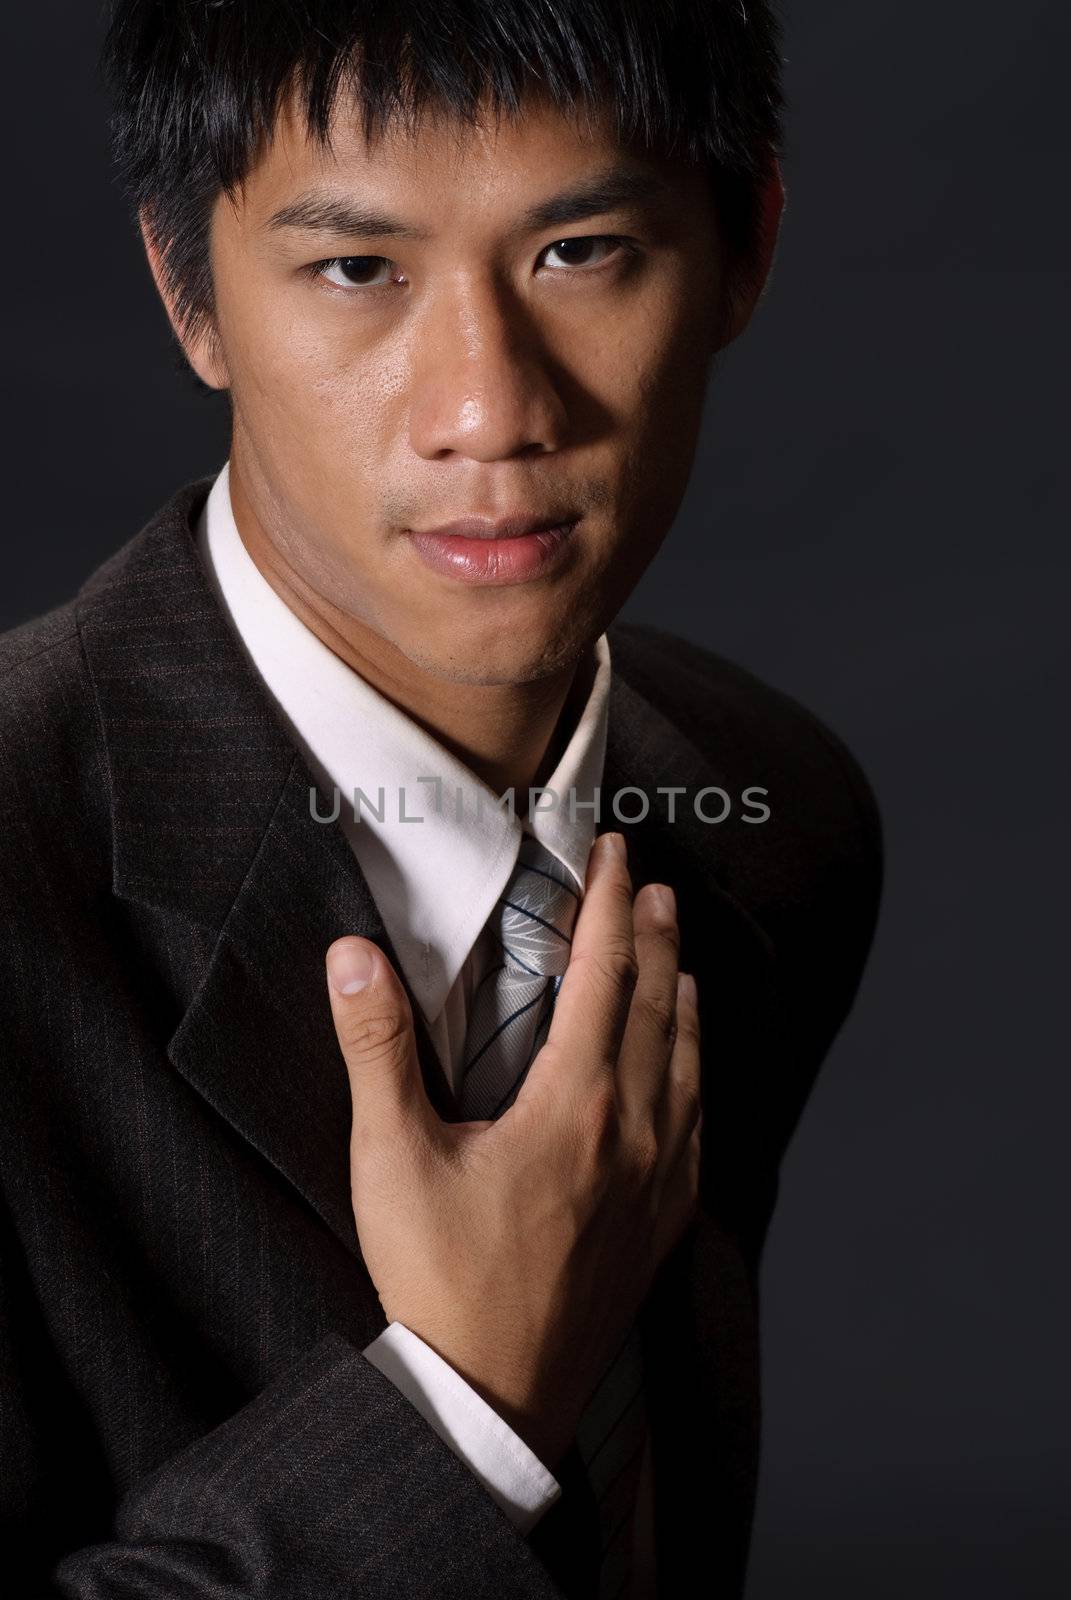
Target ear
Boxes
[138,209,230,390]
[717,158,787,349]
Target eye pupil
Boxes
[553,238,595,264]
[337,256,379,284]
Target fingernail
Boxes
[678,972,697,1007]
[599,831,626,862]
[327,939,375,995]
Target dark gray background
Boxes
[2,3,1067,1594]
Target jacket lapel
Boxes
[164,754,460,1255]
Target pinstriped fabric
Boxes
[457,832,650,1597]
[577,1321,650,1600]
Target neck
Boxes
[228,468,595,806]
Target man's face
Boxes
[192,90,731,686]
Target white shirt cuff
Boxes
[362,1322,562,1535]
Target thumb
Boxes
[325,937,436,1141]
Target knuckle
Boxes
[339,1005,410,1064]
[631,988,678,1045]
[668,1074,703,1132]
[683,1084,704,1133]
[570,943,639,996]
[529,1035,563,1080]
[674,1001,701,1047]
[597,940,640,992]
[631,1128,660,1182]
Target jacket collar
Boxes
[77,476,774,1260]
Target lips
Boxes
[404,516,580,585]
[407,513,578,541]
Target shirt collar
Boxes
[194,461,610,1022]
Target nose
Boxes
[407,274,568,463]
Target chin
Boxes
[407,625,578,688]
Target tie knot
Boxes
[494,834,580,978]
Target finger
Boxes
[325,937,439,1148]
[525,831,637,1106]
[651,1110,702,1270]
[652,972,702,1195]
[616,882,681,1130]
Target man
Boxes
[0,3,882,1597]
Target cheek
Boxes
[232,309,406,463]
[577,278,711,436]
[605,310,712,543]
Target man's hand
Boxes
[325,830,701,1470]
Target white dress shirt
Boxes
[193,462,612,1537]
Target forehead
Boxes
[236,82,700,227]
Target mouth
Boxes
[403,516,581,586]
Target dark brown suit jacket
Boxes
[0,477,882,1596]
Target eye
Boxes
[314,256,399,290]
[304,235,635,295]
[539,235,631,272]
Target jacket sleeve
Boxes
[4,1315,568,1598]
[0,1183,565,1600]
[362,1322,561,1535]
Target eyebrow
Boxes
[264,163,672,240]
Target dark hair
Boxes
[101,0,784,354]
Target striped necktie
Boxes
[458,833,651,1599]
